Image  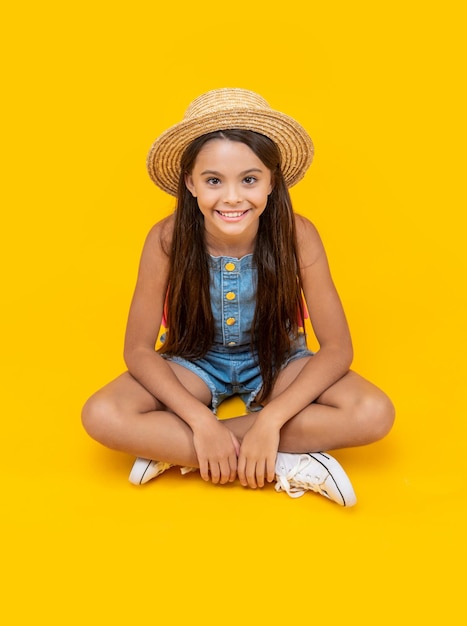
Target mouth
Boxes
[216,210,249,219]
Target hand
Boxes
[192,419,240,485]
[237,420,280,489]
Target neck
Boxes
[205,231,256,259]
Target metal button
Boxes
[225,262,236,271]
[226,317,236,326]
[226,292,236,301]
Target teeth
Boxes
[218,211,245,218]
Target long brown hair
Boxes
[159,130,304,402]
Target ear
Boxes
[184,173,197,197]
[268,175,274,196]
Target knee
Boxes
[81,392,119,445]
[356,390,395,443]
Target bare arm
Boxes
[124,216,215,427]
[124,217,239,482]
[237,215,353,487]
[259,214,353,426]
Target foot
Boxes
[129,458,172,485]
[275,452,357,506]
[128,457,198,485]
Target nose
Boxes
[223,184,242,205]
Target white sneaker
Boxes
[275,452,357,506]
[128,457,197,485]
[129,458,172,485]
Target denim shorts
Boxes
[162,334,313,414]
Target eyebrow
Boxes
[200,168,264,176]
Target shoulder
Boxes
[137,214,175,278]
[293,213,326,269]
[143,214,175,257]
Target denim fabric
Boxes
[162,254,314,413]
[209,254,256,347]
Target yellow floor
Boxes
[2,386,466,623]
[2,1,466,624]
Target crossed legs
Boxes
[82,357,395,468]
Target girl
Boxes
[82,88,395,507]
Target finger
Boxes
[266,455,276,483]
[237,455,247,487]
[209,461,220,485]
[199,458,210,482]
[218,458,231,485]
[255,460,265,489]
[229,453,238,483]
[245,461,257,489]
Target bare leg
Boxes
[219,360,394,505]
[223,359,395,452]
[82,365,212,467]
[82,358,394,468]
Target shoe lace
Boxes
[180,466,197,475]
[275,456,330,499]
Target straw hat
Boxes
[147,88,314,196]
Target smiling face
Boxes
[184,138,273,254]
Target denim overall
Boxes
[163,254,313,413]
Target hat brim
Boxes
[147,108,314,196]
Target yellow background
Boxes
[2,1,466,623]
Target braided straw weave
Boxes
[147,88,314,196]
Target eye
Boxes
[206,177,221,185]
[243,176,257,185]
